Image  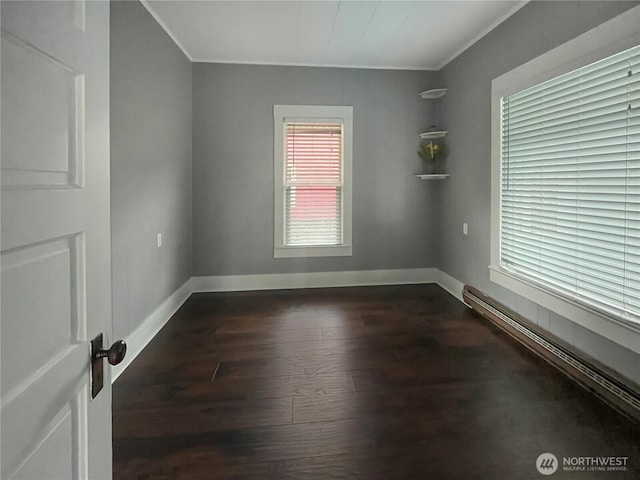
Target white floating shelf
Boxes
[419,131,448,139]
[415,174,450,180]
[419,88,448,99]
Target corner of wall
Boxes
[112,278,193,382]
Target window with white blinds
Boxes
[285,122,343,246]
[273,105,353,258]
[499,44,640,324]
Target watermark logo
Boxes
[536,453,558,475]
[536,453,629,475]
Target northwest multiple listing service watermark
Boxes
[536,453,629,475]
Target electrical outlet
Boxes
[156,233,162,248]
[463,223,468,236]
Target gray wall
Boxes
[437,0,640,383]
[110,1,192,340]
[192,64,438,276]
[109,0,639,384]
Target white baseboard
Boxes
[111,278,193,382]
[191,268,440,292]
[437,270,466,304]
[112,269,467,379]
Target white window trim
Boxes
[273,105,353,258]
[490,5,640,352]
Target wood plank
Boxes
[114,396,293,438]
[113,284,640,479]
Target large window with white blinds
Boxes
[273,105,353,258]
[498,44,639,324]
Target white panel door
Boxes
[1,1,112,479]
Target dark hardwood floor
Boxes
[113,284,640,479]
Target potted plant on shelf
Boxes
[418,138,446,174]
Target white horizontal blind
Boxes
[500,44,640,323]
[284,122,343,246]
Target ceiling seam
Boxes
[347,0,381,65]
[328,0,342,46]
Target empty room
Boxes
[1,0,639,479]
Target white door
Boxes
[1,1,113,479]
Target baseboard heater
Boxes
[462,285,640,423]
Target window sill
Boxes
[274,245,352,259]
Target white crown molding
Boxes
[139,0,193,62]
[191,58,437,72]
[436,0,529,70]
[140,0,526,71]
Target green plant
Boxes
[418,140,446,162]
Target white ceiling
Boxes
[142,0,528,70]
